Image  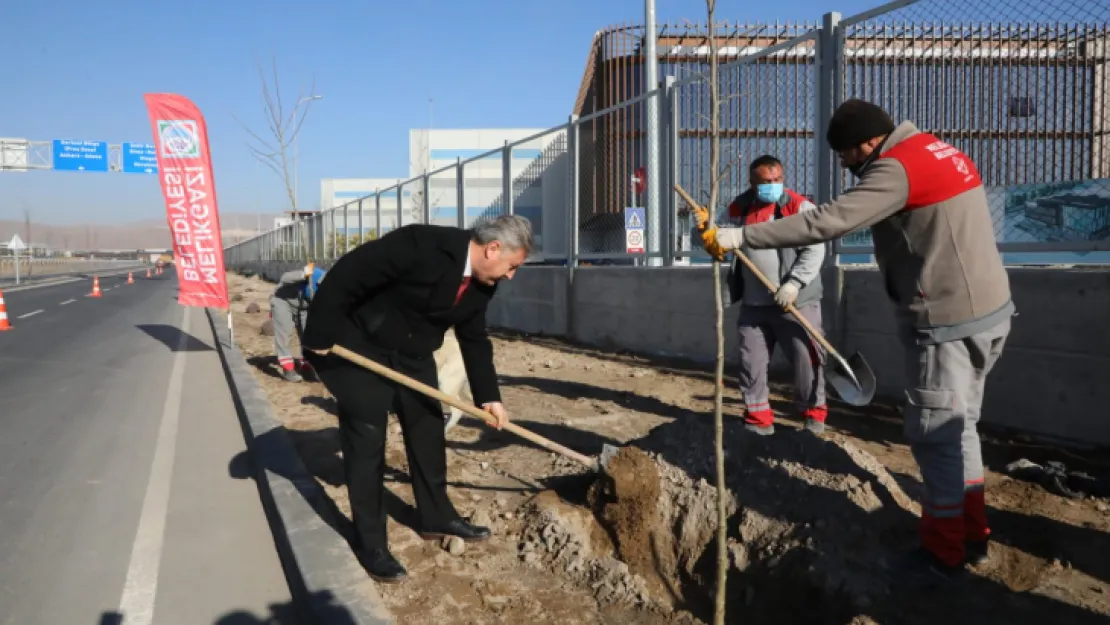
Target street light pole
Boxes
[644,0,662,267]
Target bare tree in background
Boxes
[236,57,317,258]
[236,58,318,211]
[408,130,439,226]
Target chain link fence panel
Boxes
[672,26,821,262]
[837,0,1110,258]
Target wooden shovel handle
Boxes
[673,183,845,362]
[328,344,599,471]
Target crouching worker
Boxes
[695,154,828,436]
[271,263,326,382]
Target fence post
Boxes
[567,115,580,275]
[358,198,364,246]
[456,158,466,229]
[502,140,514,216]
[815,11,843,209]
[662,75,678,267]
[566,115,580,340]
[330,208,337,260]
[396,183,403,232]
[343,203,350,254]
[375,189,382,239]
[422,174,431,224]
[816,11,847,351]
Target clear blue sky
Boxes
[0,0,874,225]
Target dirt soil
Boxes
[226,272,1110,625]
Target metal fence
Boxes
[224,0,1110,269]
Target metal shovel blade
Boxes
[826,351,877,407]
[598,444,622,472]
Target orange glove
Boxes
[690,204,712,232]
[700,227,729,261]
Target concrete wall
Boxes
[485,265,1110,446]
[833,266,1110,445]
[229,260,1110,446]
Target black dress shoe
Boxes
[419,518,492,543]
[356,548,408,583]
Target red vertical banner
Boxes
[143,93,230,309]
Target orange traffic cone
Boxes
[146,268,152,279]
[90,276,102,298]
[127,272,134,284]
[0,288,11,331]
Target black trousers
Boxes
[307,351,459,551]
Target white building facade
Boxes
[320,128,570,254]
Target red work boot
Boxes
[802,406,828,435]
[920,512,967,568]
[744,408,775,436]
[963,486,991,566]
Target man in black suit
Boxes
[302,214,532,583]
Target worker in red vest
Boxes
[706,155,829,436]
[695,99,1015,586]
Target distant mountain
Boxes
[0,212,282,251]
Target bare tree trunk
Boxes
[704,3,728,624]
[235,57,317,261]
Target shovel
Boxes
[674,184,876,406]
[328,344,617,472]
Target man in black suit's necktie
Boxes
[302,215,532,583]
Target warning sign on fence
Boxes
[624,207,645,254]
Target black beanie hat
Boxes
[826,99,896,151]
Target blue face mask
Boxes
[755,183,784,204]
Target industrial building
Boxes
[319,128,562,247]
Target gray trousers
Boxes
[271,296,308,368]
[899,317,1010,562]
[736,302,827,426]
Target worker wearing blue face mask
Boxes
[698,154,828,436]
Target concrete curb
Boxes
[204,307,394,625]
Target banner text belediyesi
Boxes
[164,166,220,284]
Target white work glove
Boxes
[774,280,801,308]
[714,227,744,251]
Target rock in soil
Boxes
[443,535,466,556]
[470,510,493,528]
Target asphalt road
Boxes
[0,274,295,624]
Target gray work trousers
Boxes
[736,302,827,427]
[271,296,308,368]
[899,317,1010,562]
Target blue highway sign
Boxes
[122,142,158,174]
[52,139,109,172]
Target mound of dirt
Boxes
[519,416,919,624]
[588,448,670,598]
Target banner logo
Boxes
[157,120,200,159]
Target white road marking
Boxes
[17,310,43,319]
[60,299,76,306]
[117,306,189,624]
